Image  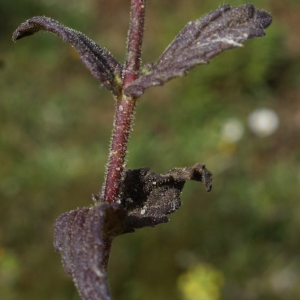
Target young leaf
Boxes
[124,4,272,97]
[12,16,122,96]
[120,163,212,232]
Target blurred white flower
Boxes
[248,108,279,137]
[221,118,244,143]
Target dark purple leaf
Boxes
[120,163,212,232]
[12,16,122,96]
[124,4,272,97]
[54,203,126,300]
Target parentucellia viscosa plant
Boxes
[12,1,272,299]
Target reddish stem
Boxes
[123,0,146,87]
[103,0,146,203]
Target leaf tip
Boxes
[12,28,26,42]
[256,9,272,29]
[12,18,41,42]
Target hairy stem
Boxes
[123,0,146,86]
[103,0,146,203]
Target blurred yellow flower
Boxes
[178,263,225,300]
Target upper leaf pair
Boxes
[12,4,272,98]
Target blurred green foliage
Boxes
[1,0,300,299]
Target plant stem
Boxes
[103,0,146,203]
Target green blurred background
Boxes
[1,0,300,299]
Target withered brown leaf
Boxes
[120,163,212,232]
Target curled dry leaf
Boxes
[120,163,212,232]
[12,16,122,96]
[54,163,212,300]
[124,4,272,97]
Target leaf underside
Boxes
[54,163,212,300]
[124,4,272,97]
[12,16,122,96]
